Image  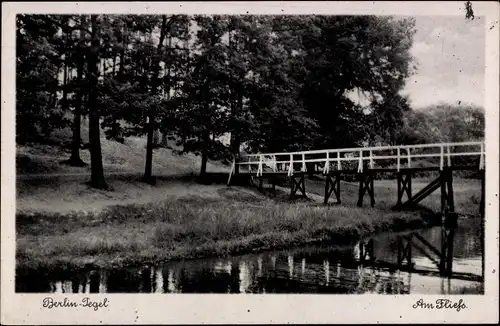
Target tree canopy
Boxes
[16,14,482,188]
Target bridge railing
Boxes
[229,141,485,178]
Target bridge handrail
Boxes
[228,141,485,179]
[239,141,485,157]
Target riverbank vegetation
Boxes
[17,183,434,271]
[16,175,482,272]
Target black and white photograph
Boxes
[2,1,499,324]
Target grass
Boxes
[16,184,435,272]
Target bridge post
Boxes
[439,167,457,277]
[324,172,341,205]
[290,174,307,200]
[357,170,375,208]
[480,169,485,280]
[396,171,412,209]
[480,169,485,218]
[249,175,255,188]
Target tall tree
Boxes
[284,15,417,149]
[144,15,185,183]
[175,15,232,179]
[87,15,108,189]
[62,15,90,166]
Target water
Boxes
[16,220,484,294]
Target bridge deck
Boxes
[234,165,480,175]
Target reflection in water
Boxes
[18,222,484,295]
[239,261,250,294]
[288,256,294,278]
[154,269,163,293]
[324,260,330,286]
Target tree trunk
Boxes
[118,26,126,81]
[49,61,61,113]
[62,59,68,112]
[143,115,155,183]
[159,38,171,149]
[143,15,169,183]
[200,150,209,179]
[199,78,211,181]
[87,15,108,190]
[199,131,210,180]
[68,49,86,166]
[229,86,242,174]
[228,31,240,174]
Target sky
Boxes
[402,16,485,109]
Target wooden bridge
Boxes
[226,141,486,280]
[227,141,485,208]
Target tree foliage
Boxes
[398,104,485,144]
[16,14,481,185]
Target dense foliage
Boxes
[16,14,483,188]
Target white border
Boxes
[2,1,499,324]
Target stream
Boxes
[16,219,484,294]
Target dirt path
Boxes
[17,171,136,180]
[16,171,199,180]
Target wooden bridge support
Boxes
[324,173,341,205]
[248,175,256,188]
[441,216,458,277]
[402,167,458,277]
[480,169,485,218]
[357,172,375,207]
[439,167,457,277]
[480,169,485,280]
[258,176,264,192]
[440,167,455,216]
[290,174,307,199]
[251,176,278,195]
[394,168,459,277]
[397,237,413,272]
[395,171,412,209]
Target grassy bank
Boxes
[16,136,227,176]
[16,184,435,272]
